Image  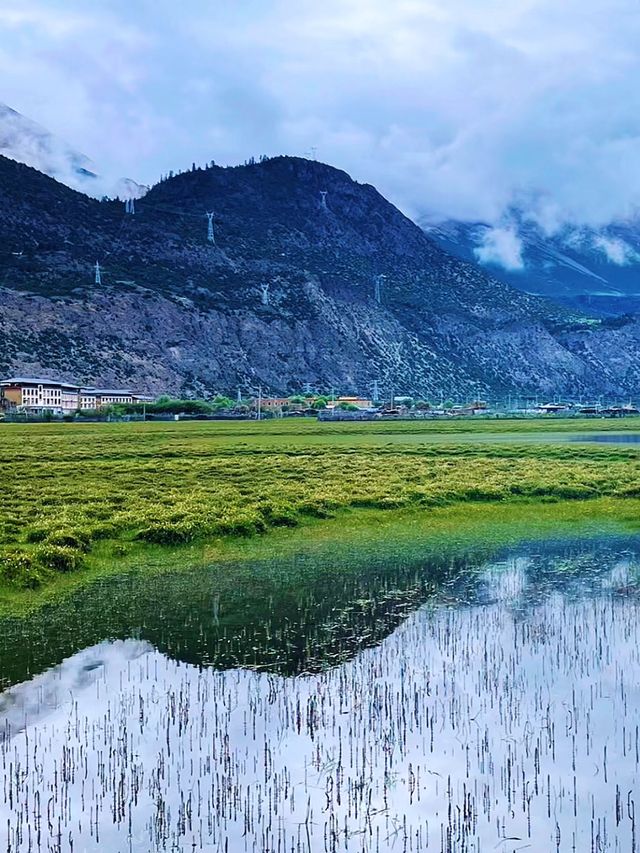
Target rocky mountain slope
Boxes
[426,211,640,317]
[1,153,640,398]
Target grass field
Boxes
[1,417,640,594]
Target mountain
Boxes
[2,153,640,398]
[0,102,146,199]
[425,211,640,317]
[0,102,97,188]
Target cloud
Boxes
[2,0,640,227]
[474,226,525,271]
[592,236,640,265]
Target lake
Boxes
[1,535,639,851]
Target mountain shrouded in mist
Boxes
[0,102,146,200]
[0,102,97,186]
[426,210,640,317]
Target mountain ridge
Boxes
[2,153,640,397]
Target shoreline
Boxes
[1,496,638,617]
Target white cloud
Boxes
[592,236,640,265]
[2,0,640,227]
[474,226,525,270]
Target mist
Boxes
[2,0,640,227]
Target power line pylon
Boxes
[206,212,215,244]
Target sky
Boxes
[2,0,640,231]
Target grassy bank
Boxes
[1,418,640,594]
[1,497,639,648]
[1,496,637,689]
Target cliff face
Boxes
[1,153,639,397]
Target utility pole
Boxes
[142,402,146,422]
[94,261,102,285]
[237,387,242,404]
[206,212,215,244]
[257,386,262,421]
[372,379,379,403]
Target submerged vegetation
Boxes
[2,418,640,591]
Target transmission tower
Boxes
[372,379,380,402]
[206,212,215,244]
[124,198,135,214]
[374,274,386,304]
[319,191,328,209]
[94,261,102,285]
[260,283,270,305]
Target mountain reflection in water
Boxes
[1,537,639,851]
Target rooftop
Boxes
[81,388,135,395]
[0,377,80,389]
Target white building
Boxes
[1,377,154,414]
[0,377,81,414]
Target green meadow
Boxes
[1,417,640,604]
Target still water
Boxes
[1,537,639,851]
[575,433,640,444]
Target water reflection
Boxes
[0,549,477,689]
[574,432,640,443]
[1,538,639,851]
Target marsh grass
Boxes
[1,418,640,593]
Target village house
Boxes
[260,397,310,413]
[260,397,292,412]
[325,396,373,410]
